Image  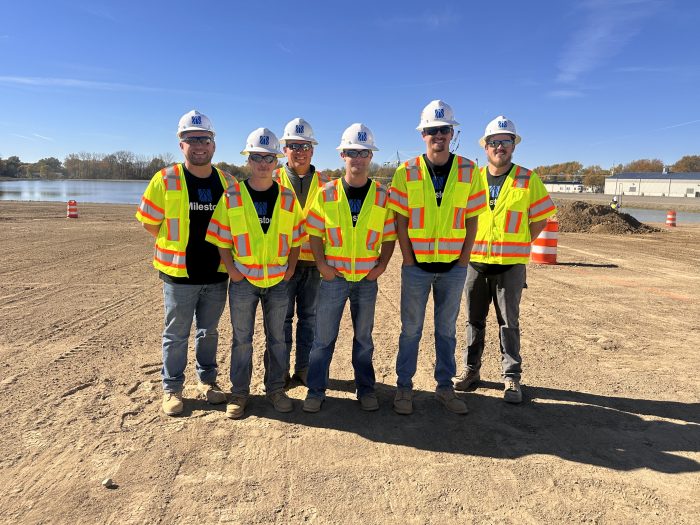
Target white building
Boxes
[544,182,583,193]
[605,172,700,198]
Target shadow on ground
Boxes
[237,381,699,474]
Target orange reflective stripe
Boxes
[409,207,424,229]
[137,196,164,222]
[388,187,408,211]
[512,166,531,189]
[166,218,180,241]
[206,218,232,244]
[155,246,186,269]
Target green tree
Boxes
[621,158,664,172]
[2,156,22,177]
[671,155,700,172]
[580,165,605,190]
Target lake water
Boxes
[0,179,148,204]
[2,180,700,223]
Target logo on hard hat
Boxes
[295,124,304,134]
[498,120,508,128]
[192,115,202,125]
[260,135,270,145]
[435,108,445,119]
[357,131,367,142]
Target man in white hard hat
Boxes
[301,124,396,413]
[206,128,305,418]
[388,100,487,415]
[136,109,229,416]
[455,116,556,403]
[272,118,329,387]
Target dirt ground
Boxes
[0,201,698,525]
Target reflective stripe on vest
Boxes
[162,167,182,191]
[512,166,531,189]
[306,209,324,231]
[406,158,422,181]
[166,218,180,241]
[328,227,343,247]
[505,210,523,234]
[137,196,164,222]
[155,245,186,269]
[279,233,289,257]
[452,208,465,229]
[280,187,295,212]
[410,207,424,229]
[234,233,251,257]
[388,187,408,211]
[326,255,376,275]
[366,230,380,252]
[529,194,556,219]
[234,262,287,281]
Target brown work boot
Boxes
[359,393,379,412]
[454,369,480,391]
[393,389,413,415]
[267,390,294,413]
[503,378,523,404]
[302,396,324,413]
[162,392,183,416]
[196,381,227,405]
[226,395,248,419]
[435,388,468,415]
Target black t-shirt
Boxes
[422,153,454,207]
[245,179,279,234]
[414,154,457,273]
[471,165,515,275]
[341,178,372,227]
[160,167,227,285]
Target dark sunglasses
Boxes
[286,143,313,152]
[424,126,452,136]
[486,139,515,148]
[343,149,371,158]
[181,136,214,145]
[249,153,277,164]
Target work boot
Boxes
[267,390,294,413]
[503,378,523,404]
[226,395,248,419]
[393,389,413,415]
[302,396,324,413]
[196,381,227,405]
[162,392,183,416]
[359,393,379,412]
[435,388,468,415]
[454,369,480,391]
[292,368,309,386]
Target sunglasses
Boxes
[249,153,277,164]
[286,143,313,152]
[343,149,371,158]
[424,126,453,136]
[181,136,214,145]
[486,139,515,148]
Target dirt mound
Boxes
[555,200,660,234]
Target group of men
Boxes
[136,100,556,419]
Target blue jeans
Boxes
[396,264,468,390]
[161,280,228,393]
[306,276,378,399]
[229,278,289,396]
[283,264,320,373]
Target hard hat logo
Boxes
[435,108,445,119]
[357,131,367,142]
[260,136,270,146]
[295,124,305,134]
[192,115,202,126]
[498,121,508,128]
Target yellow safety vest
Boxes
[206,178,303,288]
[274,166,329,262]
[471,164,557,264]
[135,163,228,278]
[306,179,396,282]
[388,155,487,263]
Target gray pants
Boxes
[463,264,526,380]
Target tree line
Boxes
[1,152,698,186]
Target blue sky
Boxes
[1,0,698,171]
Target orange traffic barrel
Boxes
[531,218,558,264]
[67,200,79,218]
[666,210,676,227]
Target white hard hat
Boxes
[336,123,379,151]
[479,115,521,147]
[177,109,215,138]
[241,127,283,157]
[280,117,318,145]
[416,99,460,130]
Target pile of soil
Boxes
[555,200,660,234]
